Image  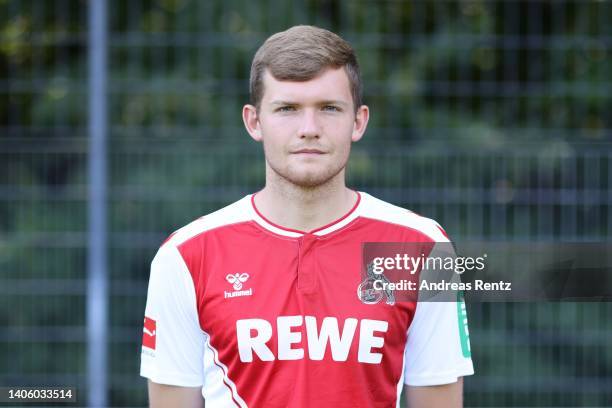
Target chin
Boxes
[267,157,348,188]
[289,177,332,188]
[282,167,344,188]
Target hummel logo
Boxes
[224,273,253,299]
[226,273,249,290]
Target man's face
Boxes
[244,67,369,188]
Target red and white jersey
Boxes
[140,191,474,407]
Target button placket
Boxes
[297,233,317,294]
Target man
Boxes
[140,25,474,407]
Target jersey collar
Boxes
[249,191,362,238]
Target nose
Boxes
[298,108,320,139]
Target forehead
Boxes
[261,67,352,104]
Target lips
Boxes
[292,148,325,154]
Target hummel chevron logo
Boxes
[225,273,253,299]
[226,273,249,290]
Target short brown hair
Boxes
[249,25,362,112]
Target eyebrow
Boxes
[270,100,349,107]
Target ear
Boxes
[351,105,369,142]
[243,104,262,142]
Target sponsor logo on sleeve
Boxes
[457,291,471,358]
[142,316,156,351]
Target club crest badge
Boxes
[357,262,395,305]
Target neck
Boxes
[254,168,357,233]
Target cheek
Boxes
[260,127,287,152]
[329,124,355,154]
[335,142,352,160]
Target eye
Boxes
[322,105,340,112]
[276,105,296,112]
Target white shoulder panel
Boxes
[165,195,254,247]
[358,192,449,242]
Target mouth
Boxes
[291,149,326,154]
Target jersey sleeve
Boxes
[402,241,475,386]
[140,243,205,386]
